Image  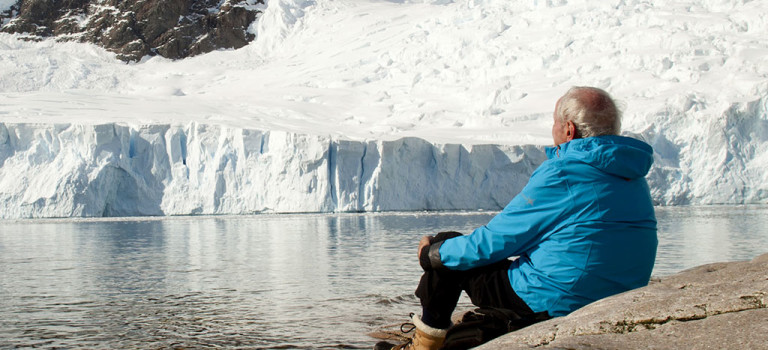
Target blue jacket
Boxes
[433,135,658,317]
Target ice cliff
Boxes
[0,122,545,218]
[642,94,768,206]
[1,90,767,219]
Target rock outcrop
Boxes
[0,0,265,61]
[479,253,768,349]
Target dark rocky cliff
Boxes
[0,0,265,61]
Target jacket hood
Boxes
[546,135,654,180]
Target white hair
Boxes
[555,86,622,137]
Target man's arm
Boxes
[421,164,571,271]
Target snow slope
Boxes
[1,0,767,218]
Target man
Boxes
[376,86,658,350]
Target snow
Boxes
[1,0,767,218]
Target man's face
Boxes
[552,101,568,146]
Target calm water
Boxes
[1,206,767,349]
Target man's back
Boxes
[439,135,657,316]
[511,135,657,316]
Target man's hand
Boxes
[418,231,462,271]
[418,235,432,260]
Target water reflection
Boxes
[1,208,767,348]
[653,205,768,276]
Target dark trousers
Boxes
[415,259,547,329]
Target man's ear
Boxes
[565,121,578,141]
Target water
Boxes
[653,205,768,275]
[1,206,767,349]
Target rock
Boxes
[0,0,265,62]
[478,253,768,350]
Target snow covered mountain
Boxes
[1,0,767,218]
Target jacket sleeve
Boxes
[434,162,572,271]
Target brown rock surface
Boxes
[0,0,264,61]
[478,253,768,350]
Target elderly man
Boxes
[376,87,658,350]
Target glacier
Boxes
[640,94,768,205]
[0,122,546,217]
[1,0,768,218]
[1,91,767,219]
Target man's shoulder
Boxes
[530,159,565,181]
[534,153,591,176]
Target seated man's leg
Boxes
[461,260,534,316]
[415,259,534,328]
[414,266,465,329]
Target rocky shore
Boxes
[479,253,768,350]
